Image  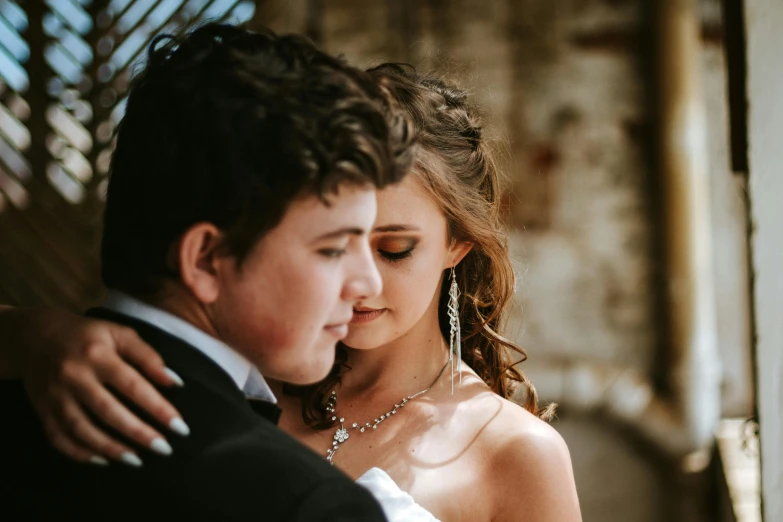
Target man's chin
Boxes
[268,345,337,385]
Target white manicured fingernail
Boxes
[169,417,190,437]
[120,452,143,467]
[89,455,109,466]
[164,367,184,387]
[150,437,173,456]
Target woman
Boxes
[0,64,581,521]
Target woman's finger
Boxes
[111,326,184,388]
[39,412,107,466]
[72,378,178,457]
[54,396,145,467]
[99,360,190,437]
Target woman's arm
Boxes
[0,304,189,466]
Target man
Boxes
[0,23,413,521]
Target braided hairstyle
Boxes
[285,63,555,427]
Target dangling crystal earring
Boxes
[447,267,462,393]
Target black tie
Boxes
[247,399,282,425]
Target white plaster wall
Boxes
[744,0,783,519]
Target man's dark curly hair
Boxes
[101,23,415,297]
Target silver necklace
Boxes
[324,360,450,464]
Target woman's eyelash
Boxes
[378,248,414,261]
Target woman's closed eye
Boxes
[376,237,419,262]
[378,247,414,261]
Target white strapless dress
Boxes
[356,467,441,522]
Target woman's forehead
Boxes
[375,175,441,224]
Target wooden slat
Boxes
[0,211,94,305]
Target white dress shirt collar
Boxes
[102,291,276,404]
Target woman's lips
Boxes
[351,308,386,324]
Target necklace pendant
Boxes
[334,427,350,443]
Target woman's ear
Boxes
[177,223,226,304]
[446,240,474,269]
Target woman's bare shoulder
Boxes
[458,383,582,521]
[452,373,559,440]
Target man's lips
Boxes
[324,313,353,338]
[324,323,349,338]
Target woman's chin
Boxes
[341,332,386,351]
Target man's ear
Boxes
[177,223,226,304]
[446,240,474,269]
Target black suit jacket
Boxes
[0,308,386,522]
